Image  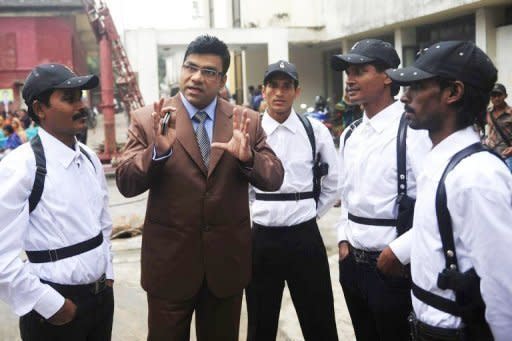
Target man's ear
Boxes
[446,81,464,105]
[32,100,45,121]
[220,74,227,89]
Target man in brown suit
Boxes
[116,35,284,341]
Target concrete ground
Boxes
[0,112,355,341]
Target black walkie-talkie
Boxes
[161,112,171,135]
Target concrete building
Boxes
[119,0,512,109]
[0,0,98,111]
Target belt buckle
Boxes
[294,192,301,201]
[353,248,367,264]
[48,249,59,262]
[91,274,106,295]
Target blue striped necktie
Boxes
[193,111,210,167]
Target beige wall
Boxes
[290,45,325,110]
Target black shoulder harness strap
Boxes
[29,136,96,213]
[412,142,504,317]
[296,113,316,161]
[396,113,408,199]
[343,118,363,146]
[29,135,47,213]
[435,142,503,271]
[344,113,411,235]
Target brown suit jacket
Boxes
[116,95,284,300]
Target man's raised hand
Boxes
[152,97,177,155]
[211,107,253,163]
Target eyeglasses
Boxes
[490,92,503,97]
[182,63,223,80]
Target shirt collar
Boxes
[363,101,403,133]
[38,128,81,169]
[179,92,217,121]
[424,126,481,171]
[262,108,299,135]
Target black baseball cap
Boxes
[331,39,400,71]
[22,63,99,116]
[491,83,507,95]
[386,41,497,92]
[263,60,299,84]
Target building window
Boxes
[417,14,475,49]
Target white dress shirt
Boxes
[250,110,339,226]
[336,101,431,263]
[0,128,113,319]
[411,126,512,340]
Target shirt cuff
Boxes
[388,230,412,265]
[152,145,172,161]
[336,222,347,244]
[33,285,66,319]
[106,258,114,281]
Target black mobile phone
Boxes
[161,112,171,135]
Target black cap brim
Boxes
[55,74,99,90]
[331,54,376,71]
[385,66,436,86]
[263,70,298,84]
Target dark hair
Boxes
[28,88,54,124]
[436,77,493,130]
[3,124,14,134]
[184,35,230,74]
[372,61,400,97]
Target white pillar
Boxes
[475,7,504,62]
[394,27,416,67]
[341,39,350,97]
[125,29,159,104]
[241,48,248,104]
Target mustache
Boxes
[72,109,89,121]
[403,105,415,114]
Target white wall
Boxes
[240,0,323,28]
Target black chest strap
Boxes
[413,142,504,317]
[29,135,96,213]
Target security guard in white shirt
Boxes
[331,39,431,340]
[388,41,512,341]
[0,64,114,340]
[246,60,339,340]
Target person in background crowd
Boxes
[485,83,512,171]
[11,117,28,143]
[2,124,22,150]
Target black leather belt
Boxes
[26,232,104,263]
[409,312,467,340]
[348,212,397,226]
[41,274,108,296]
[255,191,314,201]
[349,244,381,264]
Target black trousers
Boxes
[246,219,338,341]
[19,283,114,341]
[339,248,411,341]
